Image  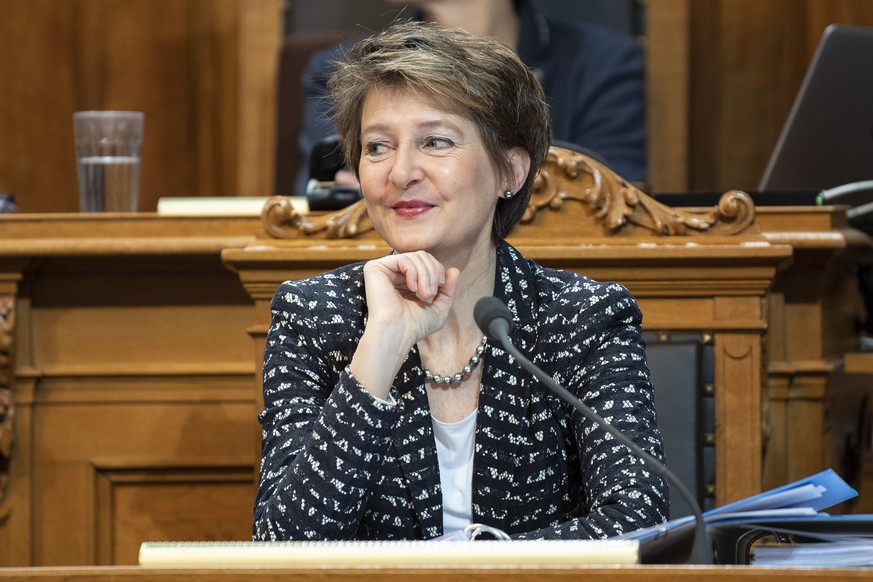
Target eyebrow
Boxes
[361,118,465,137]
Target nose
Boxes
[388,145,424,190]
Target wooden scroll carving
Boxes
[261,147,757,240]
[263,193,373,240]
[0,294,14,508]
[525,148,756,235]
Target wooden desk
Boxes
[755,207,872,491]
[0,565,868,581]
[0,214,263,567]
[2,172,866,568]
[0,203,790,567]
[826,351,873,513]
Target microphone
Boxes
[473,296,712,565]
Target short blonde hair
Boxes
[329,20,552,242]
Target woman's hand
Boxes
[350,251,459,398]
[365,251,459,340]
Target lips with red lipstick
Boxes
[391,199,435,218]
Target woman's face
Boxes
[357,87,506,264]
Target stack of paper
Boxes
[752,540,873,566]
[617,469,873,565]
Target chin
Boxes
[386,238,434,254]
[376,225,434,253]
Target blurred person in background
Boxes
[295,0,647,194]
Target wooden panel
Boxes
[26,257,253,373]
[238,0,284,198]
[0,0,281,213]
[96,467,254,565]
[758,211,870,490]
[808,0,873,34]
[687,0,808,191]
[645,0,691,193]
[31,377,257,565]
[714,332,763,501]
[646,0,873,192]
[0,215,265,567]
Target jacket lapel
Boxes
[389,347,444,539]
[471,243,540,531]
[382,243,540,537]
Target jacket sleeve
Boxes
[252,279,401,541]
[518,283,669,539]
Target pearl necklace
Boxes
[423,336,488,385]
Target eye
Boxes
[423,136,454,150]
[363,141,388,156]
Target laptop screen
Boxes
[758,24,873,193]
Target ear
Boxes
[505,147,531,194]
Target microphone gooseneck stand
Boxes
[473,296,713,565]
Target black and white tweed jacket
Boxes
[253,242,668,541]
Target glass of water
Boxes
[73,111,144,212]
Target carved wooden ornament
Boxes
[261,147,756,240]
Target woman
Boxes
[254,21,668,542]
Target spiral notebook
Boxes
[138,539,639,567]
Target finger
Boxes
[396,251,445,301]
[440,267,460,299]
[410,251,447,301]
[432,266,459,310]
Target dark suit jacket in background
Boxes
[253,243,668,541]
